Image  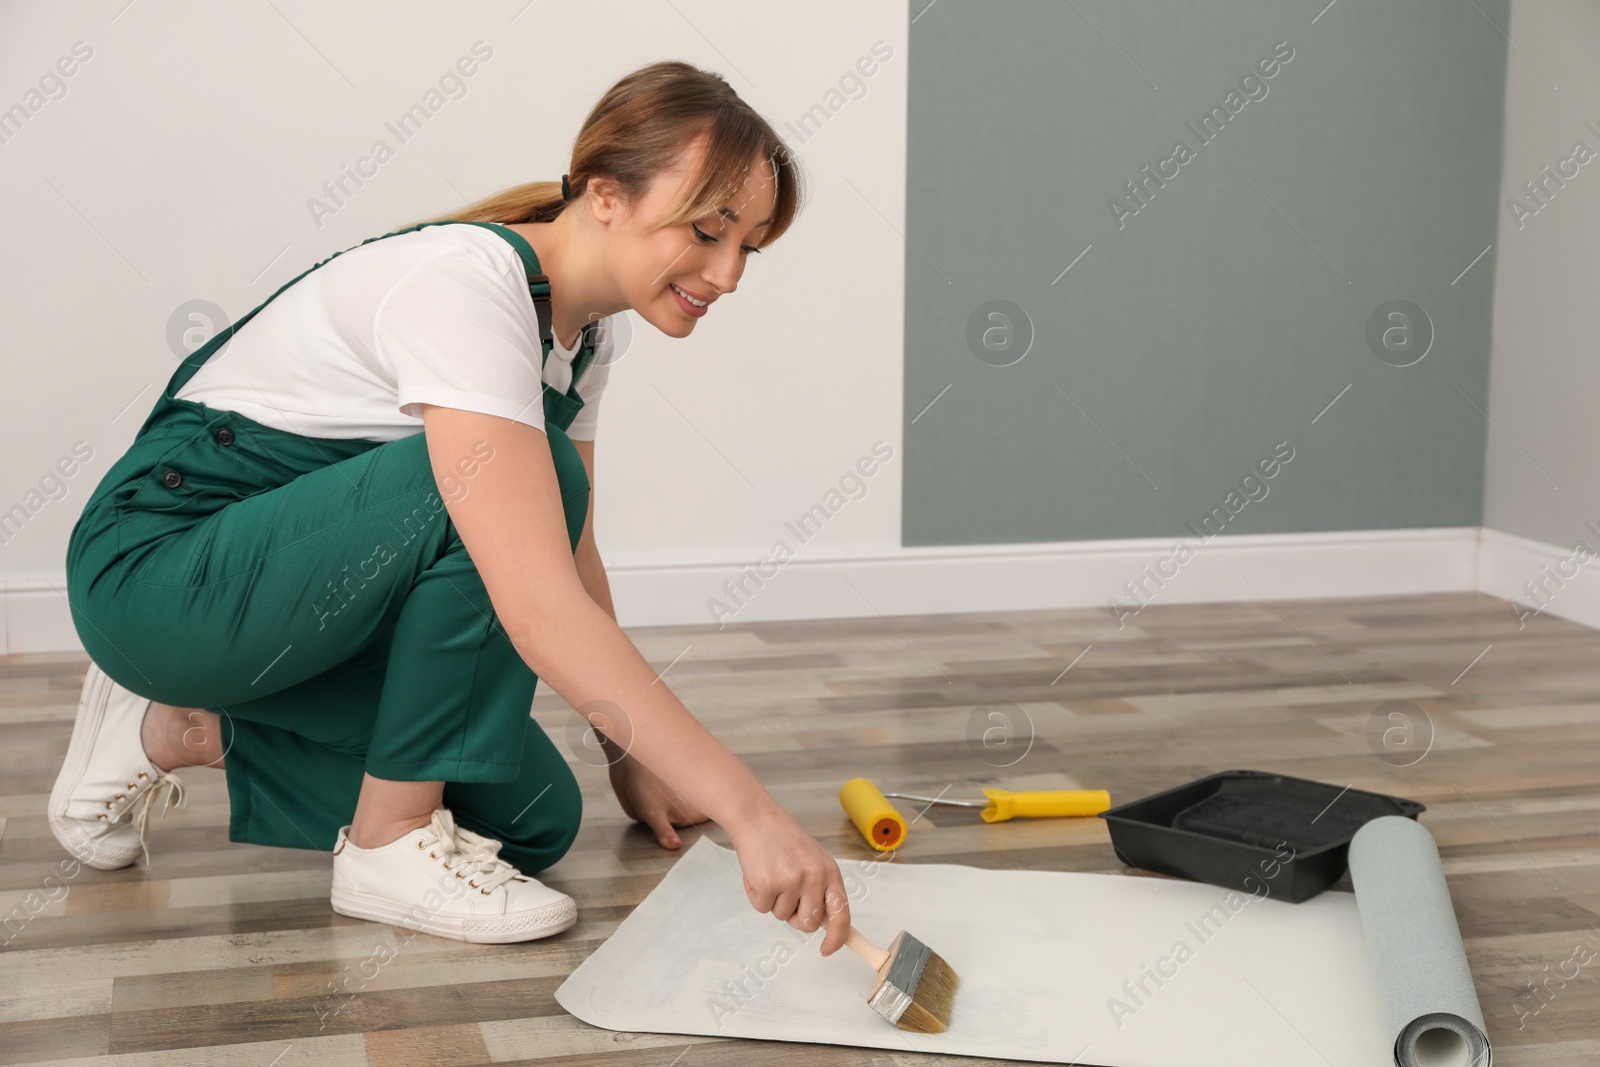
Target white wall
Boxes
[1477,0,1600,629]
[0,1,910,647]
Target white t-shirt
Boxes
[175,223,614,442]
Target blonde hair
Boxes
[401,60,804,245]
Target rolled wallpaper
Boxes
[1348,816,1491,1067]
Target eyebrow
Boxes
[719,206,772,228]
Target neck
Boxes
[508,210,623,351]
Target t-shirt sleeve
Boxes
[373,246,548,433]
[562,319,618,441]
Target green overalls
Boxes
[64,220,595,874]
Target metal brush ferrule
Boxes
[867,933,932,1024]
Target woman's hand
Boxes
[603,737,712,848]
[725,795,853,957]
[593,723,851,956]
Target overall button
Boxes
[215,426,235,446]
[161,468,183,489]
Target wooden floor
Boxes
[2,591,1597,1065]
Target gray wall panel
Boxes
[904,0,1508,546]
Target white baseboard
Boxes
[1,578,85,656]
[608,526,1484,628]
[1477,525,1600,631]
[7,525,1592,654]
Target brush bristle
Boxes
[894,950,959,1034]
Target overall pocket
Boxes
[113,426,277,571]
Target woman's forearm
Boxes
[574,547,616,620]
[574,550,700,825]
[509,588,770,833]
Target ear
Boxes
[585,175,628,223]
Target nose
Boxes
[702,274,735,301]
[703,249,742,298]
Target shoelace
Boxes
[419,818,520,894]
[451,823,507,862]
[102,767,188,866]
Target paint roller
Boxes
[840,777,1111,851]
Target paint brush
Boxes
[843,924,958,1033]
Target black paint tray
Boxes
[1098,769,1425,903]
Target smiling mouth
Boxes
[669,282,712,307]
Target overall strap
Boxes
[492,224,599,393]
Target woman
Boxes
[50,60,853,954]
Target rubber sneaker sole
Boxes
[330,884,578,944]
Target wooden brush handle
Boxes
[844,924,889,971]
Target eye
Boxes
[691,222,763,256]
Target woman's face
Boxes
[606,142,778,339]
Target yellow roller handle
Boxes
[839,777,908,851]
[980,788,1111,823]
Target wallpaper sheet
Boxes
[553,835,1439,1067]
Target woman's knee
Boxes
[446,751,583,873]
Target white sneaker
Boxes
[330,807,577,944]
[49,661,188,870]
